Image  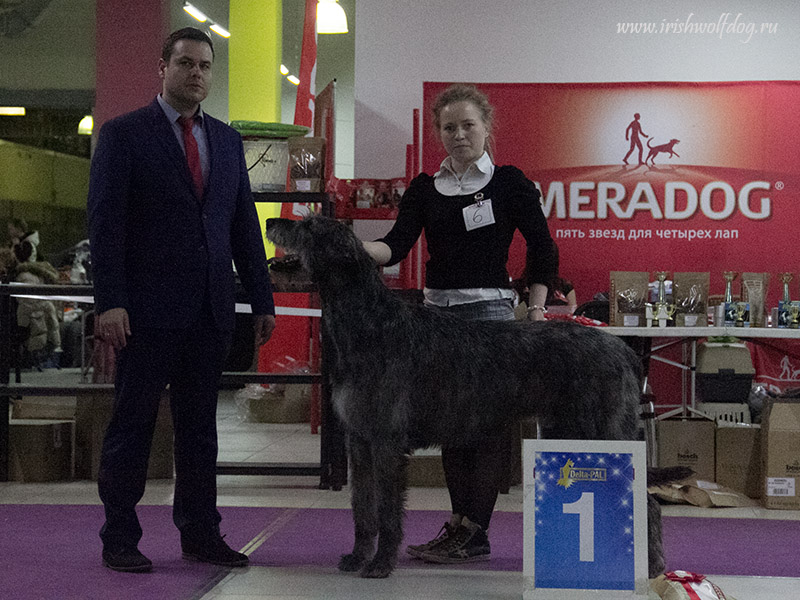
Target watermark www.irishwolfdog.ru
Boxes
[616,12,778,43]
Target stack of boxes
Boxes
[8,390,173,482]
[657,340,800,509]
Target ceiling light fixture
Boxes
[0,107,25,116]
[77,115,93,135]
[209,23,230,38]
[183,2,230,38]
[280,64,289,76]
[287,76,300,86]
[183,3,207,22]
[317,0,348,34]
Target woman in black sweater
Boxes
[363,83,557,564]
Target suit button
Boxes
[198,245,206,251]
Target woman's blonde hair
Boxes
[431,83,495,155]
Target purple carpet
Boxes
[0,505,283,600]
[0,505,797,600]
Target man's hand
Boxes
[96,307,131,350]
[253,314,276,347]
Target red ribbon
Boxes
[664,571,706,600]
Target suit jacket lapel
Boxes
[148,99,202,204]
[202,116,217,203]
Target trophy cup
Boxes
[734,302,747,327]
[653,271,674,327]
[722,271,738,326]
[790,304,800,329]
[778,273,794,328]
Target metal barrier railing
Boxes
[0,281,347,488]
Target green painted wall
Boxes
[1,140,89,260]
[0,140,89,208]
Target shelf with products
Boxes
[326,177,406,221]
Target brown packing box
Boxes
[245,384,312,423]
[715,423,761,499]
[74,389,174,480]
[761,398,800,509]
[657,416,716,481]
[9,419,73,482]
[11,396,76,420]
[407,448,446,487]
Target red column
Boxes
[94,0,170,130]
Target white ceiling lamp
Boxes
[317,0,348,34]
[183,3,207,22]
[77,115,93,135]
[183,2,230,38]
[0,107,25,116]
[209,23,230,38]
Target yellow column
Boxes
[229,0,283,256]
[228,0,282,121]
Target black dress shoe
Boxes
[181,534,248,567]
[102,547,153,573]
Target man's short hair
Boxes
[162,27,214,62]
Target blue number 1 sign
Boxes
[523,439,648,599]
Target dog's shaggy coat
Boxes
[266,215,667,579]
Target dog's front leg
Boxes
[338,434,377,572]
[361,442,408,579]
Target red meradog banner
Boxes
[422,81,800,307]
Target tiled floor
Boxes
[3,372,799,598]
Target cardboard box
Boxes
[761,399,800,509]
[657,416,716,481]
[407,448,446,487]
[9,419,73,482]
[716,423,761,498]
[244,385,311,423]
[74,389,173,480]
[11,395,76,420]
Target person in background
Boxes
[88,27,275,573]
[0,247,17,281]
[513,244,577,319]
[544,243,576,310]
[363,83,557,564]
[15,264,62,369]
[7,217,40,263]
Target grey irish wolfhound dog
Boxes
[265,215,670,579]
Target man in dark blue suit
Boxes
[88,27,275,573]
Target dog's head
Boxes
[265,215,376,284]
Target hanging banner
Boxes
[422,82,800,307]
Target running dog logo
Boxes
[645,138,680,166]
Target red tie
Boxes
[178,116,204,198]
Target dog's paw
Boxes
[360,559,393,579]
[338,553,367,572]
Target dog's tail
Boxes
[647,138,655,149]
[646,466,693,486]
